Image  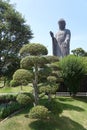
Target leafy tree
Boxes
[59,55,86,96]
[1,54,20,87]
[20,43,59,105]
[71,48,87,56]
[0,0,33,82]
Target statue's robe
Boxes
[52,29,71,57]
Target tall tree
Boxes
[19,43,59,105]
[59,55,86,96]
[0,0,33,81]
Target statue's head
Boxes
[58,18,66,30]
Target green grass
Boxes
[0,85,33,93]
[0,97,87,130]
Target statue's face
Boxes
[58,22,65,30]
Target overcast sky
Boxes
[10,0,87,54]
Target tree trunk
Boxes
[33,65,39,105]
[33,80,39,105]
[48,93,51,102]
[20,85,22,91]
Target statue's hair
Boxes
[58,18,66,25]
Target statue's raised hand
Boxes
[50,31,54,38]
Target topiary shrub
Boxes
[13,69,33,85]
[39,85,58,101]
[29,105,50,119]
[44,100,63,115]
[39,85,58,94]
[16,93,34,106]
[20,43,48,56]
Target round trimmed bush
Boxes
[47,76,57,83]
[13,69,33,85]
[39,85,58,94]
[29,105,50,119]
[16,93,34,106]
[20,43,48,56]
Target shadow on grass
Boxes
[58,97,74,102]
[74,96,87,103]
[60,102,84,111]
[29,116,87,130]
[40,98,84,112]
[14,104,33,118]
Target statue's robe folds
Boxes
[52,29,71,57]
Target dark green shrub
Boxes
[0,107,10,118]
[0,102,21,118]
[0,94,17,103]
[10,80,19,87]
[29,105,50,119]
[5,79,10,87]
[59,55,86,95]
[44,100,63,115]
[16,93,34,106]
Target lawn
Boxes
[0,97,87,130]
[0,85,33,93]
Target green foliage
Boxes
[43,100,63,115]
[20,43,48,56]
[13,69,33,85]
[0,0,33,78]
[59,55,86,95]
[47,76,57,83]
[1,55,20,79]
[29,105,50,119]
[46,56,59,63]
[16,93,34,105]
[38,66,52,82]
[39,85,58,94]
[0,0,33,54]
[71,48,87,56]
[0,102,21,119]
[20,56,48,69]
[10,80,20,87]
[0,94,17,103]
[19,44,61,105]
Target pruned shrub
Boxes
[29,105,50,119]
[43,99,63,115]
[20,43,48,56]
[39,85,58,94]
[47,76,57,83]
[13,69,33,85]
[16,93,34,106]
